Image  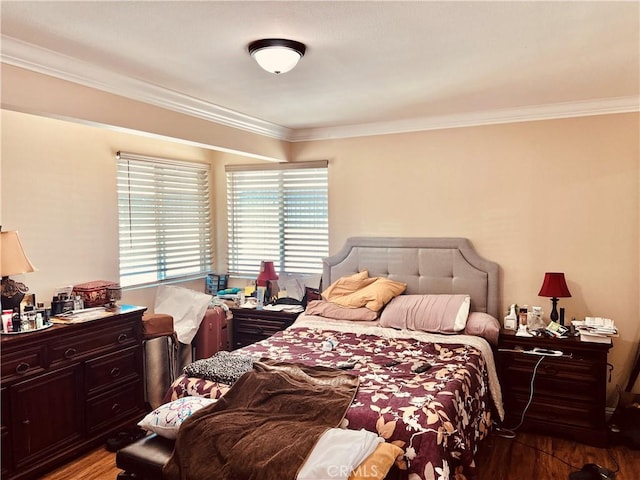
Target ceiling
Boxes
[1,1,638,142]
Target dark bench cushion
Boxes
[116,433,174,480]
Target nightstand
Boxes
[497,329,612,447]
[230,307,300,349]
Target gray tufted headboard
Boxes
[322,237,500,319]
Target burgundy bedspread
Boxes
[165,318,501,480]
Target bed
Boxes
[155,237,503,480]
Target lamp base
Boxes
[549,297,560,324]
[1,276,28,312]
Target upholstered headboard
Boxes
[322,237,500,319]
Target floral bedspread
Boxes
[164,316,503,480]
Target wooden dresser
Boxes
[497,329,612,447]
[1,305,147,480]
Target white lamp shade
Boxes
[1,231,36,277]
[252,46,302,74]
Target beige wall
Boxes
[290,114,639,400]
[1,81,638,403]
[0,110,218,309]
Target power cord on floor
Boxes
[491,354,620,477]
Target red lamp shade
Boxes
[256,261,278,286]
[538,272,572,298]
[538,272,571,324]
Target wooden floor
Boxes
[40,431,640,480]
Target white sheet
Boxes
[297,428,382,480]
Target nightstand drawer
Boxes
[508,392,603,430]
[234,317,288,337]
[503,354,599,383]
[231,308,299,349]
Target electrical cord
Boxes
[492,353,620,476]
[494,355,545,438]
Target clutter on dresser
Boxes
[573,317,618,344]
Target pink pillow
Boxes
[463,312,500,345]
[379,294,470,333]
[305,300,378,321]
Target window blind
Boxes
[226,161,328,276]
[117,152,213,287]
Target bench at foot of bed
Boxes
[116,433,174,480]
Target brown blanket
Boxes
[163,360,359,480]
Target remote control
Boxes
[413,363,432,373]
[337,361,356,370]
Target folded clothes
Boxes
[183,351,254,384]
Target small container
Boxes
[2,310,13,333]
[35,312,44,329]
[504,304,518,330]
[519,307,528,326]
[12,308,21,332]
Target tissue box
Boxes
[73,280,119,307]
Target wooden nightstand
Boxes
[230,307,300,349]
[497,329,612,447]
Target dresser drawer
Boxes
[50,322,137,366]
[85,346,140,396]
[0,345,45,381]
[86,381,141,434]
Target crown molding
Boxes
[0,35,293,140]
[2,35,638,144]
[289,95,640,142]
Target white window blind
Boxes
[117,151,213,287]
[226,161,328,277]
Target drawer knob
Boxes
[117,333,128,344]
[250,327,265,335]
[64,348,77,359]
[110,367,121,378]
[111,403,121,413]
[542,365,559,376]
[15,362,30,375]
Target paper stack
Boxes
[572,317,618,344]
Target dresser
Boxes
[497,329,612,447]
[1,305,147,480]
[230,307,300,349]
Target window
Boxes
[226,161,328,277]
[116,152,212,287]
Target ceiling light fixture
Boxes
[248,38,306,75]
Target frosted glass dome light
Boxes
[248,39,306,75]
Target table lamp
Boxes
[1,231,37,311]
[538,272,572,325]
[256,260,279,302]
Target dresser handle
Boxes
[117,333,128,344]
[110,367,121,378]
[250,327,265,335]
[22,419,30,425]
[15,362,30,374]
[111,403,121,413]
[64,348,77,359]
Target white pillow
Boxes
[137,396,216,439]
[379,294,470,333]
